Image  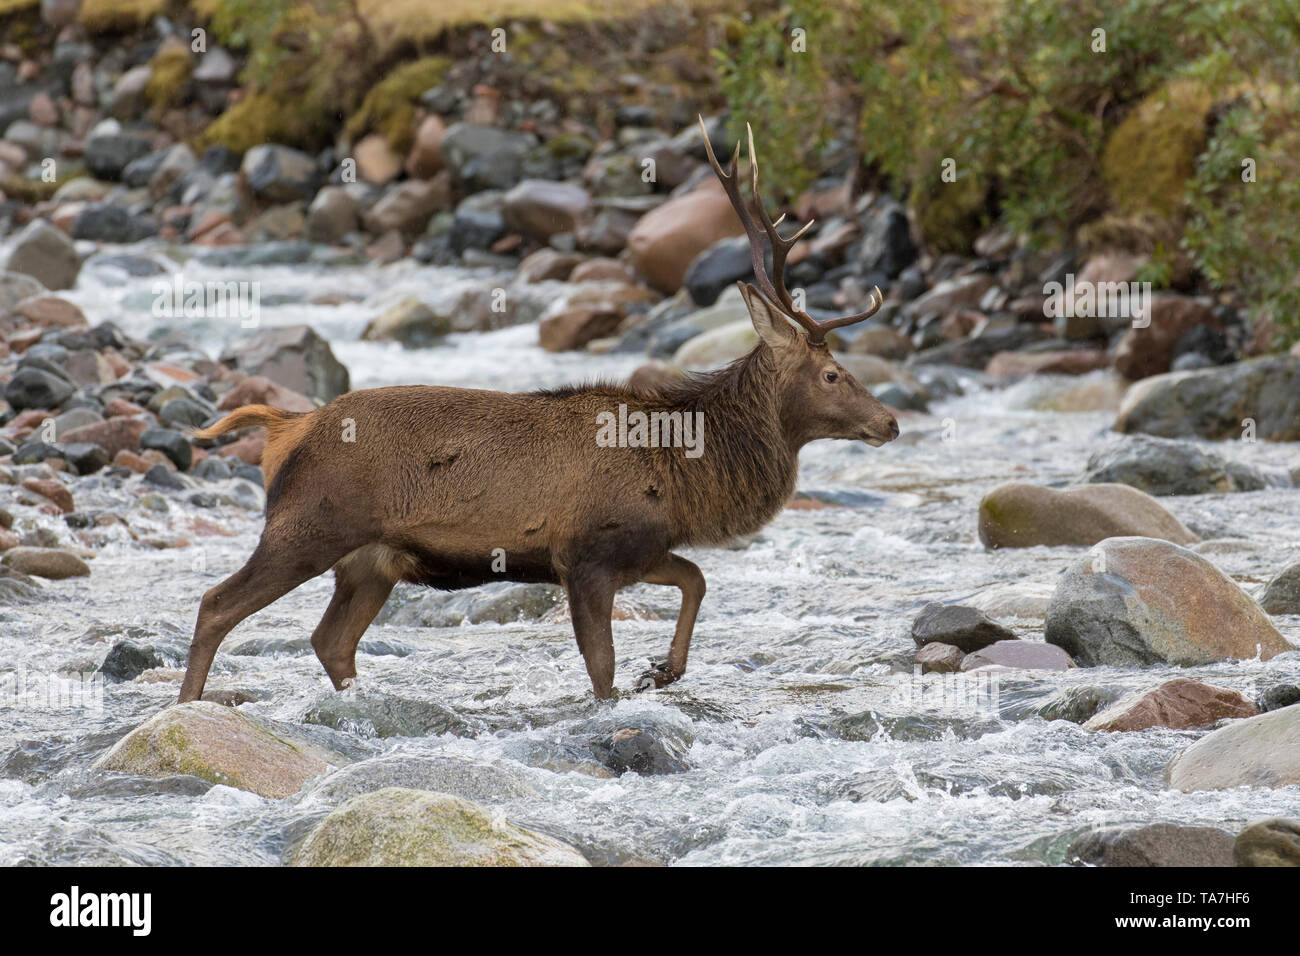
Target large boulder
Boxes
[683,235,754,307]
[1068,824,1235,867]
[1083,678,1257,732]
[220,325,349,401]
[290,787,588,866]
[1,547,89,579]
[501,179,592,240]
[1080,434,1272,495]
[93,702,342,798]
[361,174,451,238]
[1259,561,1300,615]
[1234,819,1300,866]
[626,180,745,293]
[1115,355,1300,442]
[1045,537,1294,666]
[959,640,1074,671]
[978,482,1198,549]
[439,123,537,192]
[3,219,80,290]
[1167,704,1300,791]
[1114,295,1219,379]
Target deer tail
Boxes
[191,405,304,440]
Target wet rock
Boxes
[13,441,64,465]
[502,179,591,240]
[21,476,74,513]
[683,235,754,307]
[1068,824,1235,867]
[144,463,186,490]
[1259,562,1300,615]
[1080,434,1271,495]
[376,582,564,627]
[83,132,151,181]
[1037,685,1114,724]
[854,199,916,279]
[140,427,191,470]
[362,174,451,238]
[1115,354,1300,442]
[290,787,587,866]
[306,753,537,805]
[1259,684,1300,712]
[966,582,1054,620]
[4,367,74,411]
[241,143,319,203]
[440,123,538,192]
[1045,537,1293,667]
[587,720,693,776]
[978,482,1198,549]
[60,417,147,458]
[71,203,157,242]
[0,271,49,312]
[305,186,360,243]
[1167,704,1300,791]
[93,701,342,798]
[1114,296,1218,380]
[99,640,171,682]
[1084,678,1257,732]
[911,602,1015,653]
[220,325,349,402]
[304,689,471,739]
[915,642,964,673]
[3,219,80,290]
[960,640,1074,671]
[1,546,89,579]
[1234,818,1300,866]
[626,180,744,293]
[64,442,110,475]
[362,299,451,348]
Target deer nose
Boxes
[887,418,900,440]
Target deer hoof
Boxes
[634,661,677,693]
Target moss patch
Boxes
[343,57,450,153]
[909,168,987,255]
[80,0,168,33]
[145,43,194,118]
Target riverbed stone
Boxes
[915,642,965,673]
[502,179,591,240]
[1083,678,1257,732]
[1,547,89,579]
[626,180,745,293]
[93,701,340,798]
[911,601,1014,653]
[220,325,349,401]
[290,787,588,866]
[1234,818,1300,866]
[1167,704,1300,791]
[978,482,1199,549]
[1046,537,1293,667]
[1068,823,1235,867]
[1259,562,1300,615]
[1115,354,1300,442]
[4,219,81,290]
[960,640,1075,671]
[305,753,537,805]
[303,689,470,739]
[362,299,451,348]
[1080,434,1270,495]
[241,143,319,203]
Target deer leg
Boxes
[179,533,351,704]
[309,550,398,689]
[565,568,617,699]
[635,552,706,692]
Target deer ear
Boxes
[738,282,797,349]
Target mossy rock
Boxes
[200,90,337,155]
[1103,80,1213,226]
[909,166,987,255]
[92,701,343,798]
[0,173,65,204]
[79,0,167,33]
[145,42,193,118]
[290,787,590,866]
[344,57,451,153]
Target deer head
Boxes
[701,117,900,448]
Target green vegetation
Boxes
[79,0,170,33]
[714,0,1300,346]
[343,57,450,152]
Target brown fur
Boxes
[178,290,898,703]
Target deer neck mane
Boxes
[644,346,800,545]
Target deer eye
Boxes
[824,371,839,383]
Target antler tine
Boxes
[814,285,886,332]
[699,116,820,337]
[745,123,817,325]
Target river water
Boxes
[2,251,1298,866]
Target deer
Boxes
[177,120,900,705]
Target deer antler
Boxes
[699,116,882,343]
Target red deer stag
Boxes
[178,119,899,703]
